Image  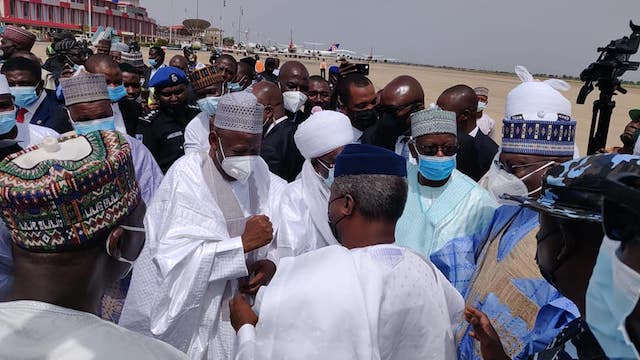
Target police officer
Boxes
[136,66,200,173]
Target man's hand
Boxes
[241,215,273,253]
[240,260,276,295]
[229,293,258,332]
[464,306,511,360]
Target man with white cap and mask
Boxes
[395,108,497,260]
[274,110,353,257]
[120,92,286,360]
[443,66,581,359]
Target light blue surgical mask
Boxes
[108,85,127,102]
[197,96,222,116]
[55,83,65,102]
[418,154,456,181]
[586,237,640,359]
[228,82,243,93]
[148,58,157,68]
[72,64,80,72]
[0,109,17,135]
[72,116,116,135]
[318,160,335,188]
[10,86,39,108]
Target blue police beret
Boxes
[148,66,188,88]
[335,144,407,178]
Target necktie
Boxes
[16,108,27,123]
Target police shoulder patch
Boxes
[139,110,159,124]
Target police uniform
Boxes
[136,67,200,173]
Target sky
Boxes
[140,0,640,80]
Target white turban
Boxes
[294,110,353,159]
[505,65,572,121]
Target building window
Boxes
[9,0,15,17]
[22,2,29,18]
[36,4,42,20]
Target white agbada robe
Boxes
[184,112,211,154]
[120,151,286,360]
[0,300,188,359]
[274,161,337,258]
[234,244,464,360]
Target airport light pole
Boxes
[88,0,92,38]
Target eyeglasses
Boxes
[411,142,458,156]
[317,158,335,171]
[498,160,558,175]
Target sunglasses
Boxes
[411,142,458,156]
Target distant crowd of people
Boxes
[0,24,638,360]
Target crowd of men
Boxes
[0,24,638,360]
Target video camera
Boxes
[577,21,640,154]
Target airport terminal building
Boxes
[0,0,157,40]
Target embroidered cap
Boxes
[2,25,36,50]
[213,92,264,134]
[474,87,489,97]
[0,131,141,252]
[502,65,576,157]
[410,108,457,138]
[60,72,110,106]
[189,65,223,91]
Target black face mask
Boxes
[351,108,378,131]
[328,196,347,243]
[377,109,410,135]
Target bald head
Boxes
[278,61,309,93]
[252,81,284,124]
[169,55,189,73]
[85,54,122,87]
[437,84,478,134]
[10,51,42,65]
[380,75,424,110]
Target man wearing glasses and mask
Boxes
[395,108,497,261]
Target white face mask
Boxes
[477,101,488,112]
[282,91,308,113]
[218,137,259,184]
[586,236,640,359]
[483,158,555,204]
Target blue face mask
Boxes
[148,58,158,68]
[197,96,222,116]
[72,64,81,72]
[10,86,39,108]
[318,160,335,188]
[228,82,243,93]
[0,109,17,135]
[586,237,640,359]
[418,154,456,181]
[55,83,65,102]
[72,116,116,135]
[108,85,127,102]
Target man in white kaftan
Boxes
[229,143,464,360]
[120,92,286,360]
[274,110,353,257]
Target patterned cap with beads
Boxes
[0,131,141,252]
[214,92,264,134]
[189,65,223,91]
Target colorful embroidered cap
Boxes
[189,65,223,91]
[502,65,576,157]
[0,131,141,252]
[503,154,640,222]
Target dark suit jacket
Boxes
[117,99,143,137]
[473,131,499,179]
[30,92,73,133]
[456,132,483,181]
[261,117,304,182]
